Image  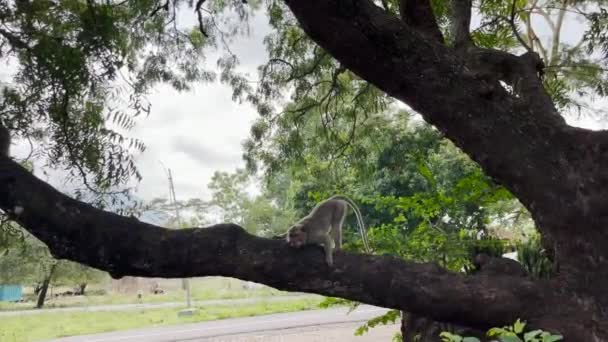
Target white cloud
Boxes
[129,12,272,202]
[130,82,255,201]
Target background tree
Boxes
[0,225,107,308]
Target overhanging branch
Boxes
[0,154,565,329]
[281,0,580,214]
[399,0,444,43]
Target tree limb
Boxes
[195,0,209,37]
[465,48,555,115]
[549,0,567,65]
[281,0,580,215]
[0,155,586,333]
[399,0,444,43]
[450,0,473,49]
[507,0,532,52]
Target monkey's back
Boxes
[300,199,346,234]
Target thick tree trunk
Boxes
[36,264,56,309]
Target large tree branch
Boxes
[0,154,592,336]
[399,0,444,43]
[281,0,585,217]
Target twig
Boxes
[150,0,170,17]
[507,0,532,52]
[195,0,209,37]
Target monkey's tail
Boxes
[272,232,288,240]
[329,195,371,253]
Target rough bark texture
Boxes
[399,0,443,42]
[2,0,608,340]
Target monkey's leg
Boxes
[331,206,346,250]
[322,235,334,266]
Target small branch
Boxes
[287,50,327,82]
[533,8,556,34]
[450,0,474,49]
[150,0,170,17]
[195,0,209,37]
[550,0,567,65]
[507,0,532,52]
[399,0,444,43]
[544,63,608,73]
[526,25,548,62]
[268,58,295,71]
[56,88,126,197]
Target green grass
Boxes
[0,277,294,311]
[0,297,323,342]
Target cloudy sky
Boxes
[7,4,608,207]
[125,10,273,202]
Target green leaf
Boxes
[440,332,463,342]
[523,329,542,341]
[416,160,437,188]
[513,319,526,334]
[488,327,512,336]
[541,334,564,342]
[463,337,482,342]
[499,336,524,342]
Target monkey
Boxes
[285,195,370,266]
[0,123,10,157]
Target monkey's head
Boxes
[286,225,307,248]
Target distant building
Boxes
[0,284,22,302]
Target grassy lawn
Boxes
[0,277,293,311]
[0,297,324,342]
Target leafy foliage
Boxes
[0,0,255,196]
[354,309,401,336]
[515,234,555,279]
[440,319,563,342]
[0,226,106,287]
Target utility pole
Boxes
[162,165,194,315]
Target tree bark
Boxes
[77,283,87,295]
[36,263,56,309]
[33,283,42,295]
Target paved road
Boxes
[0,295,314,316]
[47,305,396,342]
